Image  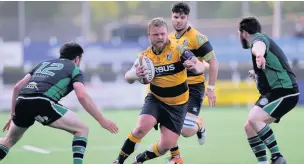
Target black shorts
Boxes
[186,83,205,116]
[12,96,68,128]
[140,94,187,135]
[255,88,299,123]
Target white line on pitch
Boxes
[12,144,200,153]
[23,145,51,154]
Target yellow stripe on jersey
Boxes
[169,27,215,85]
[139,42,189,105]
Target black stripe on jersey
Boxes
[187,70,203,77]
[191,41,213,57]
[150,81,188,98]
[155,62,185,77]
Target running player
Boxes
[0,42,118,163]
[239,17,299,164]
[112,17,205,164]
[167,2,219,163]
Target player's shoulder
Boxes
[168,31,176,39]
[188,27,208,41]
[252,33,270,45]
[138,47,153,57]
[168,41,184,55]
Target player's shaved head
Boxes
[171,2,190,15]
[59,42,84,60]
[147,17,168,34]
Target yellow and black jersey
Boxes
[139,42,194,105]
[169,26,215,85]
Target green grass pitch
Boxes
[0,107,303,164]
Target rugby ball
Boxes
[138,56,155,84]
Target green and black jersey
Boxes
[250,33,298,95]
[19,59,84,102]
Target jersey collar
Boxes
[175,26,192,39]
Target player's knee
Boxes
[133,125,149,139]
[244,121,252,131]
[159,138,177,153]
[247,116,260,128]
[181,128,193,138]
[75,124,89,137]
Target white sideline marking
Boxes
[23,145,51,154]
[12,144,199,153]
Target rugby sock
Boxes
[169,145,180,157]
[136,142,162,163]
[248,136,267,162]
[257,125,281,158]
[0,144,9,160]
[117,132,141,164]
[72,136,87,164]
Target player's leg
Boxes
[0,121,29,161]
[169,84,206,163]
[114,94,159,164]
[134,102,187,164]
[134,126,181,164]
[244,120,268,164]
[181,84,206,143]
[48,110,89,164]
[181,112,204,138]
[0,98,35,161]
[36,99,89,164]
[247,91,299,164]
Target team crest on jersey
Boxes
[259,98,269,106]
[166,53,172,61]
[183,39,189,46]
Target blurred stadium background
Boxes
[0,1,304,164]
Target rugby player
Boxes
[167,2,219,163]
[239,17,299,164]
[0,42,118,163]
[112,17,205,164]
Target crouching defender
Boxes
[239,17,300,164]
[0,42,118,163]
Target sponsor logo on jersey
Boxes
[26,82,39,90]
[155,64,175,74]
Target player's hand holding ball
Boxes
[135,64,148,79]
[100,118,119,134]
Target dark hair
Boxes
[59,42,83,60]
[171,2,190,15]
[239,16,262,34]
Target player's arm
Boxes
[73,69,118,133]
[179,47,205,74]
[11,74,31,116]
[193,34,219,88]
[125,57,147,84]
[73,82,106,123]
[252,41,267,57]
[252,41,267,69]
[125,60,139,84]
